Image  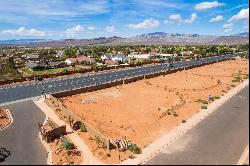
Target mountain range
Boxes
[0,32,248,46]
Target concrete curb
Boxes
[38,116,53,165]
[237,144,249,165]
[118,79,249,165]
[0,96,41,107]
[0,109,13,132]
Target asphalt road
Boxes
[146,85,249,165]
[0,54,235,104]
[0,100,47,165]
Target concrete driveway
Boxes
[0,100,47,165]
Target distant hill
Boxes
[232,32,249,37]
[116,32,248,45]
[0,39,52,44]
[0,32,248,46]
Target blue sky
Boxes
[0,0,249,40]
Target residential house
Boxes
[105,59,118,66]
[101,53,113,61]
[56,50,65,58]
[101,53,129,63]
[128,53,154,59]
[25,61,44,70]
[158,54,174,61]
[65,55,96,65]
[111,54,129,63]
[25,53,40,60]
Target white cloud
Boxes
[66,25,84,38]
[126,18,160,29]
[223,23,233,32]
[194,1,224,10]
[224,28,233,32]
[88,26,96,30]
[105,26,115,32]
[209,15,224,22]
[223,23,233,29]
[169,14,182,21]
[243,25,249,32]
[184,13,198,24]
[228,8,249,22]
[2,27,46,37]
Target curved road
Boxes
[0,54,235,104]
[0,101,47,165]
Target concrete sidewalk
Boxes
[34,97,103,165]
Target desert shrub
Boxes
[232,79,238,82]
[61,137,75,150]
[79,68,85,73]
[198,99,208,104]
[201,105,207,109]
[128,144,142,154]
[244,74,249,79]
[231,84,236,87]
[222,90,227,93]
[48,120,56,129]
[79,124,87,132]
[37,76,44,81]
[214,96,220,99]
[173,112,178,117]
[167,111,172,115]
[209,97,215,101]
[235,76,241,80]
[182,120,186,123]
[95,136,101,145]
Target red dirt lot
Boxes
[60,58,248,164]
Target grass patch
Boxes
[0,66,22,80]
[21,67,73,76]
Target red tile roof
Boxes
[67,56,94,63]
[105,59,118,65]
